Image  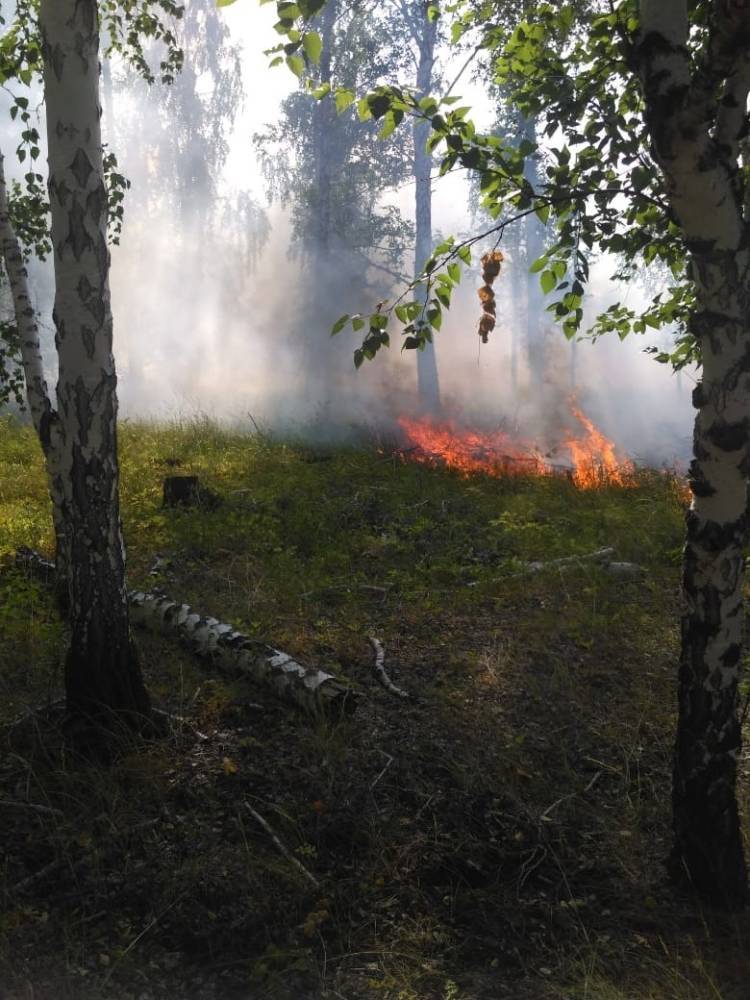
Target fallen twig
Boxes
[11,858,63,894]
[0,798,64,818]
[370,751,394,790]
[10,816,162,895]
[151,707,208,743]
[243,802,320,889]
[368,637,411,700]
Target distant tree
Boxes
[254,0,415,407]
[114,0,242,219]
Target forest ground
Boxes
[0,414,749,1000]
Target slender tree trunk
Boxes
[311,0,337,255]
[521,114,545,387]
[509,241,522,398]
[301,0,339,414]
[0,151,69,603]
[40,0,150,745]
[670,259,749,905]
[635,0,749,905]
[413,4,440,413]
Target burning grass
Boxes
[0,414,747,1000]
[397,397,637,490]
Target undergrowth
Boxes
[0,413,748,1000]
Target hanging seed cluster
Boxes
[477,250,504,343]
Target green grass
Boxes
[0,413,748,1000]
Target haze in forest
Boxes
[2,0,694,464]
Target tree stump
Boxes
[162,475,201,508]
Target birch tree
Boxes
[0,0,182,750]
[38,0,152,743]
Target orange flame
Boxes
[563,401,635,488]
[397,398,635,490]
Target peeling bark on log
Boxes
[128,591,358,718]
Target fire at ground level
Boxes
[395,397,674,490]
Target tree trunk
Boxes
[635,0,750,905]
[40,0,150,743]
[413,4,440,414]
[521,114,546,387]
[311,0,338,255]
[0,150,68,602]
[670,262,749,905]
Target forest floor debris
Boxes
[0,414,748,1000]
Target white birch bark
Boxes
[521,115,546,386]
[0,150,69,593]
[412,2,441,413]
[128,591,358,716]
[636,0,750,904]
[40,0,149,733]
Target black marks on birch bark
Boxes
[86,181,106,226]
[72,378,91,446]
[687,459,716,497]
[81,325,96,357]
[47,44,66,82]
[75,0,98,37]
[66,199,90,260]
[70,148,94,188]
[684,508,748,552]
[707,418,749,451]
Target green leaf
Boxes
[447,262,461,283]
[331,314,350,335]
[534,203,550,225]
[357,96,372,121]
[335,88,355,113]
[302,31,322,64]
[312,81,331,99]
[216,0,238,6]
[286,53,304,77]
[379,111,397,139]
[540,270,556,295]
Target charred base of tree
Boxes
[669,788,748,909]
[670,632,748,909]
[63,635,154,761]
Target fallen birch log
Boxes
[496,547,643,582]
[505,546,617,578]
[128,590,358,718]
[15,548,358,718]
